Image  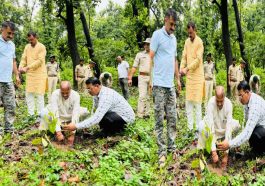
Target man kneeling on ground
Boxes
[218,81,265,155]
[198,86,240,169]
[39,81,88,146]
[63,77,135,136]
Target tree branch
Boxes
[56,4,66,22]
[212,0,221,10]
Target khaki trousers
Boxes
[77,78,86,92]
[230,81,237,100]
[48,76,58,103]
[205,80,213,106]
[137,75,150,117]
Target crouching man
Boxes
[63,77,135,137]
[218,81,265,155]
[198,86,240,169]
[39,81,88,146]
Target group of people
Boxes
[1,9,265,171]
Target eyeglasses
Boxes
[238,91,247,99]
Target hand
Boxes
[217,139,230,151]
[182,67,189,75]
[128,79,132,86]
[19,67,28,73]
[148,81,153,95]
[177,79,181,93]
[15,75,21,87]
[62,123,77,131]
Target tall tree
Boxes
[232,0,250,81]
[56,0,80,88]
[212,0,233,95]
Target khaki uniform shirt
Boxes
[237,66,244,82]
[47,62,58,76]
[204,61,214,80]
[133,50,151,73]
[86,66,94,79]
[19,41,47,94]
[228,65,238,82]
[75,65,86,78]
[180,35,204,103]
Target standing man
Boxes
[150,8,181,167]
[180,22,204,134]
[249,74,260,94]
[228,57,238,99]
[237,59,246,83]
[117,55,129,100]
[46,55,59,103]
[128,38,151,118]
[218,81,265,155]
[0,21,20,134]
[85,60,95,80]
[75,59,87,92]
[204,53,215,105]
[19,31,47,118]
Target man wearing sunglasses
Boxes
[218,81,265,154]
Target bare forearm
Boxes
[13,60,19,76]
[128,67,137,79]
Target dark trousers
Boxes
[119,78,129,100]
[249,126,265,153]
[99,111,126,135]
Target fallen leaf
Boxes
[39,180,45,186]
[59,162,68,170]
[61,173,68,182]
[68,175,79,183]
[42,138,48,147]
[124,170,132,180]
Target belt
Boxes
[78,76,85,78]
[139,72,149,76]
[48,75,57,77]
[205,78,213,81]
[230,79,237,82]
[61,121,71,125]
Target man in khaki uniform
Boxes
[128,38,151,118]
[85,60,95,80]
[19,31,47,117]
[204,53,215,105]
[75,59,87,92]
[47,55,59,103]
[237,60,246,83]
[228,58,238,99]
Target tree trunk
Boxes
[232,0,250,82]
[213,0,233,95]
[80,10,100,78]
[65,0,80,88]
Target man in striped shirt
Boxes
[218,81,265,154]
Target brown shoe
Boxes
[56,131,64,142]
[221,152,228,170]
[211,151,219,164]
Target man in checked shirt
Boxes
[218,81,265,154]
[63,77,135,136]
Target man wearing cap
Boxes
[47,55,59,103]
[117,55,130,100]
[204,53,216,106]
[249,74,260,94]
[228,57,238,99]
[75,59,87,92]
[128,38,151,118]
[85,60,95,80]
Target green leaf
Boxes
[42,137,48,147]
[32,137,42,146]
[191,158,200,169]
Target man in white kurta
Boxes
[198,86,239,169]
[39,81,88,146]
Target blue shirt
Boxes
[0,35,16,82]
[150,26,177,88]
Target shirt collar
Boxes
[162,26,174,38]
[0,35,9,43]
[97,86,105,98]
[247,93,255,108]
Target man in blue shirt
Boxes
[150,8,181,167]
[0,21,20,135]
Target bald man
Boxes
[197,86,240,169]
[39,81,88,146]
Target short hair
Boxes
[103,73,110,79]
[253,76,259,84]
[187,22,196,30]
[232,57,236,61]
[1,21,15,31]
[165,8,177,21]
[27,31,37,37]
[237,81,250,91]
[86,77,101,85]
[80,59,85,62]
[207,53,212,57]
